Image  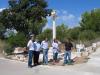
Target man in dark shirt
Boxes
[63,39,73,65]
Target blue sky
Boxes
[0,0,100,28]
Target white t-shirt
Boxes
[27,40,35,51]
[52,42,59,53]
[41,40,48,49]
[34,42,41,51]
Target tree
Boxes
[68,27,81,41]
[37,24,69,42]
[80,9,100,32]
[0,0,51,36]
[37,28,52,41]
[0,23,5,39]
[56,24,68,42]
[78,30,97,41]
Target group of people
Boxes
[27,35,73,68]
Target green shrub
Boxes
[4,44,13,55]
[4,32,28,55]
[78,30,97,41]
[7,32,27,47]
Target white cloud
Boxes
[55,10,80,27]
[62,10,68,14]
[59,14,75,21]
[66,14,75,20]
[45,9,81,29]
[68,14,75,19]
[56,10,76,21]
[78,16,82,21]
[0,8,5,12]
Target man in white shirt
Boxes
[52,39,59,64]
[41,38,49,65]
[27,35,35,68]
[34,39,41,66]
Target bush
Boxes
[78,30,97,41]
[4,32,28,55]
[4,44,13,55]
[7,32,28,47]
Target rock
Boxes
[81,51,89,57]
[72,52,82,58]
[13,47,27,61]
[14,47,24,54]
[73,56,88,64]
[96,42,100,47]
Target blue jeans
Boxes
[43,49,48,64]
[28,50,34,66]
[53,52,58,61]
[64,50,71,64]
